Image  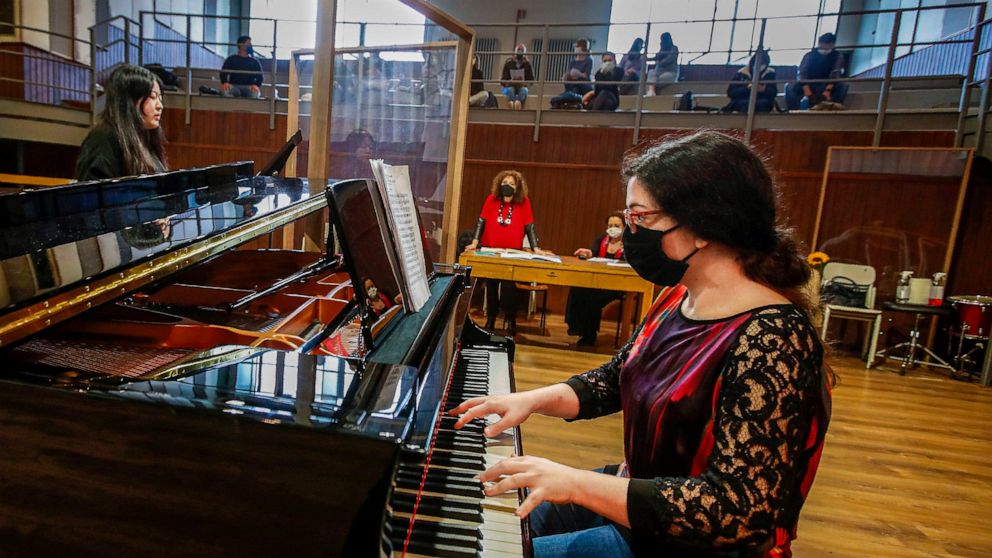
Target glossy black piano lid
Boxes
[0,163,317,314]
[100,347,420,440]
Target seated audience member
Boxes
[618,38,644,95]
[220,35,263,98]
[583,52,624,111]
[500,44,535,110]
[566,212,625,346]
[647,32,679,95]
[551,39,593,108]
[722,50,777,113]
[468,54,496,108]
[786,32,848,110]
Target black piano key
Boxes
[398,464,480,485]
[435,430,487,445]
[428,450,486,471]
[395,475,483,499]
[397,536,481,558]
[391,492,483,523]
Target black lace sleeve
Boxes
[626,309,823,551]
[563,323,642,420]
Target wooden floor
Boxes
[499,311,992,558]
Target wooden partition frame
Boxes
[287,0,474,262]
[811,146,975,277]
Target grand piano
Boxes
[0,162,531,557]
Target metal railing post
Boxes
[744,19,767,144]
[956,5,986,147]
[124,18,131,65]
[137,20,143,65]
[185,14,192,126]
[873,10,902,147]
[632,22,651,145]
[89,27,97,125]
[270,20,278,130]
[359,22,366,47]
[531,24,550,142]
[974,31,992,154]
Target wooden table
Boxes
[458,252,657,341]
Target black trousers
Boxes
[485,279,522,323]
[565,287,622,338]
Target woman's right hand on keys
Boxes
[448,392,539,437]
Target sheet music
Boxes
[370,160,431,312]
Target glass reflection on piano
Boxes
[0,174,312,312]
[111,349,361,425]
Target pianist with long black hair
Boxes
[75,64,168,181]
[451,131,831,558]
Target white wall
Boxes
[431,0,614,58]
[20,0,51,51]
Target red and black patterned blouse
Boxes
[565,285,831,557]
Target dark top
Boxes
[653,46,679,73]
[471,66,485,96]
[727,66,778,101]
[220,54,263,86]
[798,49,844,81]
[565,286,830,557]
[565,56,593,80]
[75,126,166,181]
[500,57,535,87]
[594,67,625,97]
[591,233,624,259]
[75,126,126,181]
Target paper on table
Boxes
[607,261,632,268]
[586,257,613,263]
[500,251,562,263]
[370,160,431,312]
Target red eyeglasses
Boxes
[623,208,664,233]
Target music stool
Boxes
[514,282,549,335]
[874,301,954,376]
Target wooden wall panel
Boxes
[949,157,992,297]
[161,108,288,173]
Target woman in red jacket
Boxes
[464,170,550,335]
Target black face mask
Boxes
[499,184,515,198]
[622,224,698,286]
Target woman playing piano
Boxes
[451,131,831,558]
[75,64,168,181]
[566,211,625,346]
[463,170,551,336]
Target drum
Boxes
[948,295,992,338]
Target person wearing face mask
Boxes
[75,64,168,181]
[450,131,831,558]
[220,35,263,98]
[786,32,848,110]
[646,32,679,96]
[550,39,593,109]
[722,50,777,113]
[565,212,626,346]
[463,170,550,335]
[363,278,394,317]
[500,44,535,110]
[582,52,624,112]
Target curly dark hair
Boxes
[490,170,529,203]
[621,130,812,315]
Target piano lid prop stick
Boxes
[226,255,341,311]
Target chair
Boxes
[819,262,882,369]
[514,282,549,335]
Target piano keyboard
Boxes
[392,347,528,558]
